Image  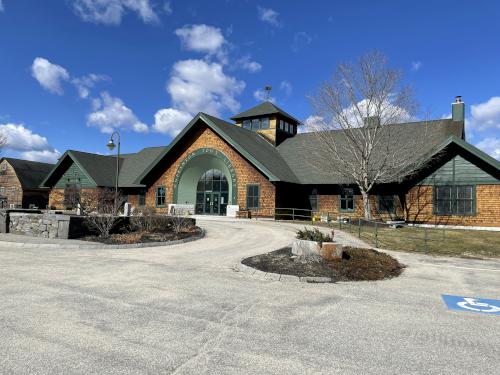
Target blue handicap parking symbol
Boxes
[442,295,500,315]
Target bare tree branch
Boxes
[308,51,432,219]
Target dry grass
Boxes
[300,221,500,259]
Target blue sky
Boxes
[0,0,499,163]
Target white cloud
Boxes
[470,96,500,132]
[236,55,262,73]
[31,57,70,95]
[72,73,110,98]
[303,115,324,132]
[411,61,422,71]
[258,6,280,27]
[280,80,292,96]
[152,108,191,136]
[291,32,312,52]
[163,1,172,15]
[0,0,4,12]
[0,123,61,163]
[21,149,62,163]
[175,24,226,56]
[72,0,159,26]
[253,89,275,103]
[87,92,148,133]
[475,137,500,160]
[167,59,245,116]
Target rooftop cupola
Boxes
[231,101,302,145]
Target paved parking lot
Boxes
[0,219,499,374]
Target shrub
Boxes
[296,227,333,245]
[83,188,126,238]
[133,206,156,217]
[129,214,196,234]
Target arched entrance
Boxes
[173,148,237,215]
[195,169,228,215]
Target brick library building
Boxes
[42,98,500,227]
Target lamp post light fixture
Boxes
[106,131,121,203]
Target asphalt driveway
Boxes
[0,219,499,374]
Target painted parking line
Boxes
[442,295,500,315]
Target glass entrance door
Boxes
[203,192,220,215]
[195,169,228,215]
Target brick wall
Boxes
[145,124,276,215]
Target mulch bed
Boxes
[81,227,202,245]
[242,247,404,282]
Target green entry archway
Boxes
[173,148,237,214]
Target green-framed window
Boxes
[434,185,475,216]
[242,120,251,130]
[339,188,355,212]
[377,195,395,214]
[246,184,260,209]
[155,186,166,207]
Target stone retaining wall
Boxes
[8,213,74,239]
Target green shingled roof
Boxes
[1,157,54,190]
[230,101,301,124]
[277,119,466,184]
[42,147,164,188]
[137,112,300,184]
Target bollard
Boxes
[424,227,429,254]
[375,222,378,248]
[358,219,361,238]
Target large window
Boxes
[156,186,166,207]
[246,184,260,209]
[377,195,395,213]
[195,169,229,215]
[340,188,355,212]
[434,185,474,215]
[242,120,251,130]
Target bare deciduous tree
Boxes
[83,188,126,238]
[309,51,431,219]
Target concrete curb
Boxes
[0,229,205,250]
[237,261,332,283]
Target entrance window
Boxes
[246,184,260,210]
[195,169,229,215]
[156,186,166,207]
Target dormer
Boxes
[230,101,302,145]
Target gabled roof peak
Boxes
[230,101,301,124]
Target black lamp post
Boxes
[106,131,120,205]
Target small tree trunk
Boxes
[361,189,371,220]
